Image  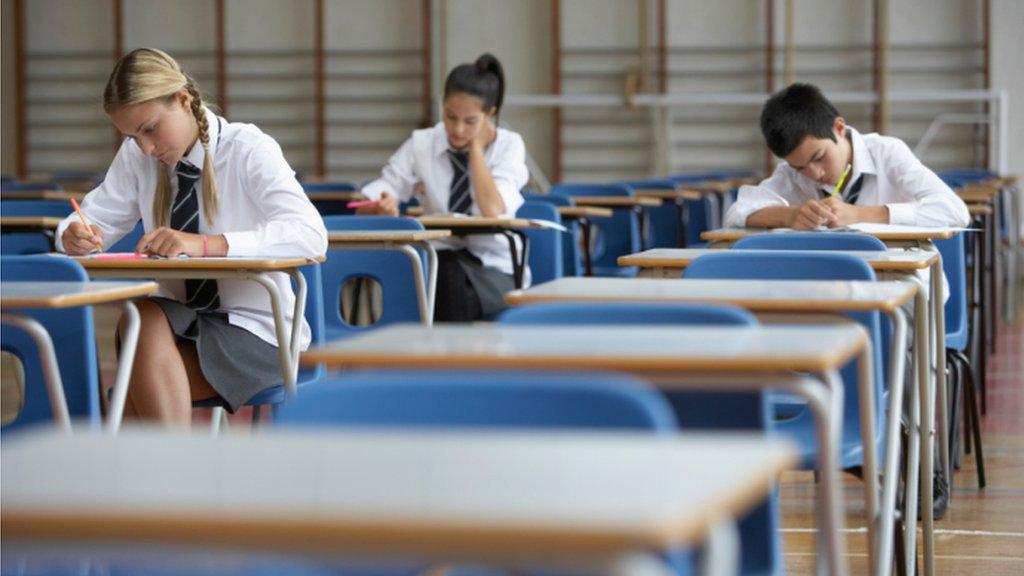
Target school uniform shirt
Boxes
[360,122,529,276]
[55,107,328,349]
[725,126,970,229]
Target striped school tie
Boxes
[447,150,472,214]
[172,161,220,311]
[820,173,865,205]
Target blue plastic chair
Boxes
[734,232,887,252]
[0,256,101,431]
[302,181,359,216]
[522,193,582,277]
[515,201,564,284]
[498,302,781,576]
[0,181,63,193]
[550,183,639,277]
[193,262,325,422]
[109,220,146,253]
[1,201,71,254]
[935,233,984,486]
[619,179,687,249]
[683,251,888,473]
[321,216,428,340]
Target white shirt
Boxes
[725,126,970,229]
[360,123,528,275]
[55,108,328,349]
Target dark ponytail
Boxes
[443,53,505,120]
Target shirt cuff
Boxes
[886,202,917,226]
[724,199,782,228]
[223,231,258,256]
[53,218,71,253]
[359,180,388,201]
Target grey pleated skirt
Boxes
[149,297,282,412]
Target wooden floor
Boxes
[2,286,1022,575]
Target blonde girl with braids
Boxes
[56,48,327,425]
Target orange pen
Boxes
[69,198,103,252]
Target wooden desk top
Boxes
[303,323,867,374]
[418,216,560,231]
[75,255,324,271]
[305,191,362,201]
[327,230,452,244]
[633,188,704,201]
[0,216,63,229]
[0,281,158,309]
[957,189,996,203]
[2,428,796,559]
[571,196,662,208]
[618,248,938,272]
[506,277,917,313]
[701,226,958,242]
[1,190,85,201]
[557,206,614,218]
[967,203,993,216]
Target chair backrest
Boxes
[515,201,564,284]
[0,181,63,192]
[277,370,677,431]
[0,256,100,430]
[0,233,52,255]
[296,261,325,383]
[522,193,581,276]
[734,231,887,251]
[497,300,778,575]
[550,183,640,276]
[0,199,73,217]
[320,215,427,340]
[934,232,968,348]
[684,250,886,464]
[618,179,683,249]
[109,220,145,253]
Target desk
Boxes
[0,190,85,201]
[77,256,322,396]
[506,276,917,572]
[0,216,63,230]
[327,230,450,324]
[570,196,662,252]
[1,428,794,576]
[701,227,957,245]
[304,323,871,576]
[304,191,362,202]
[417,216,560,289]
[0,281,158,432]
[619,245,940,575]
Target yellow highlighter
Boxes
[831,163,852,198]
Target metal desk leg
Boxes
[856,336,880,571]
[502,230,529,289]
[876,308,908,575]
[0,312,70,431]
[246,273,296,395]
[411,241,438,325]
[700,516,740,576]
[579,217,595,276]
[820,369,849,576]
[929,247,951,491]
[285,268,307,382]
[106,300,141,433]
[917,283,936,576]
[395,244,431,325]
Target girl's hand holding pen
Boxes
[62,221,105,255]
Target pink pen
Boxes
[346,199,378,209]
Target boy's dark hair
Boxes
[444,53,505,120]
[760,83,841,157]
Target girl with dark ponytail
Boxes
[358,53,529,322]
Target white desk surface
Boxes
[0,281,158,309]
[327,230,452,243]
[618,248,938,272]
[701,226,958,242]
[303,323,867,374]
[74,255,324,271]
[506,277,917,313]
[2,428,795,559]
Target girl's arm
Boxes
[470,127,528,218]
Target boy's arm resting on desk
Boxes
[55,140,143,253]
[223,139,328,258]
[726,165,805,228]
[883,138,970,228]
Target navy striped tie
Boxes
[820,173,865,204]
[447,150,472,214]
[172,161,220,311]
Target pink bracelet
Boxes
[202,234,208,257]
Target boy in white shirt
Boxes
[726,83,969,230]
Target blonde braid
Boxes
[185,82,219,225]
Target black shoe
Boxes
[918,471,949,521]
